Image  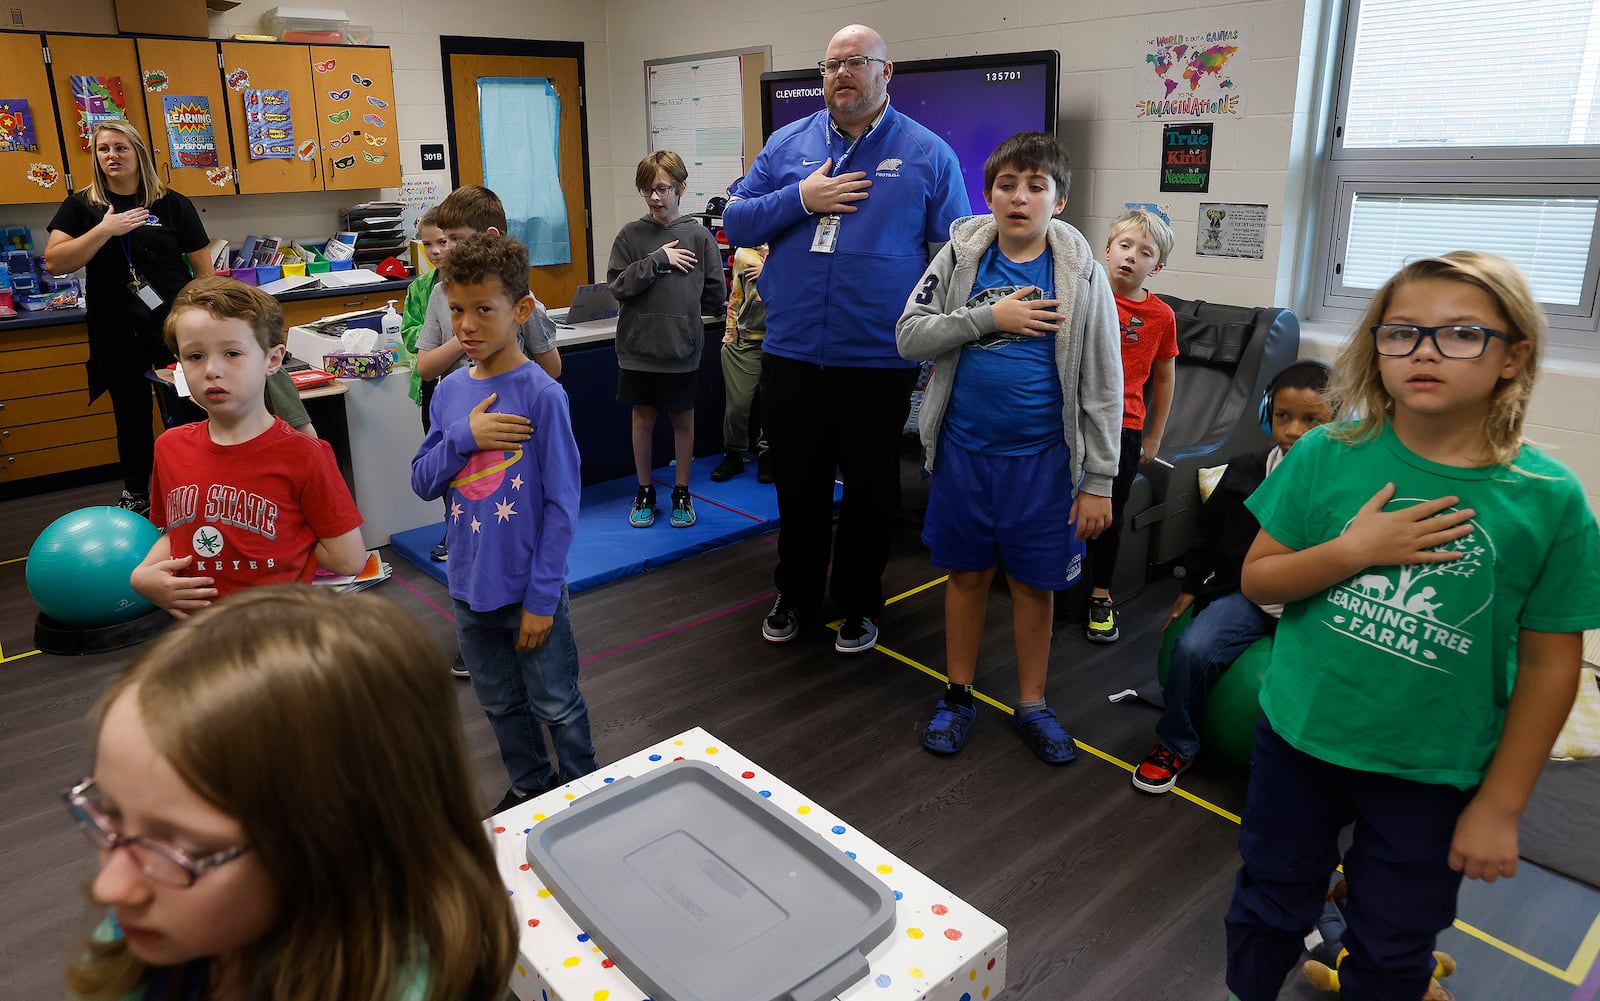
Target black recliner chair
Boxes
[1112,296,1302,591]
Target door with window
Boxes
[443,39,591,309]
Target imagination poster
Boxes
[1135,27,1249,120]
[162,95,219,169]
[71,75,128,150]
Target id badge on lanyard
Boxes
[122,234,163,311]
[811,122,864,255]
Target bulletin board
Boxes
[644,46,769,214]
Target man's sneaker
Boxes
[450,654,469,679]
[1014,707,1077,764]
[430,534,448,562]
[710,451,744,482]
[117,491,150,517]
[834,616,879,654]
[756,451,774,484]
[489,785,533,817]
[629,485,657,528]
[921,699,977,755]
[670,485,696,528]
[1132,745,1189,794]
[1086,596,1120,643]
[762,596,801,644]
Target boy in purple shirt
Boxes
[411,233,596,815]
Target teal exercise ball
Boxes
[26,506,161,628]
[1156,606,1274,772]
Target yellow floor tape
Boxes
[867,573,1594,986]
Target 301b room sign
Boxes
[1160,123,1212,193]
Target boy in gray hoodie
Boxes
[607,151,727,528]
[896,131,1122,764]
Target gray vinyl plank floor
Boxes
[1,477,1594,1000]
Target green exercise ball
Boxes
[1156,604,1274,772]
[26,506,161,628]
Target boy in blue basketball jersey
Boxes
[897,131,1122,763]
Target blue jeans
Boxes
[1225,719,1473,1001]
[453,587,597,794]
[1155,591,1275,761]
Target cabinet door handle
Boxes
[343,299,366,307]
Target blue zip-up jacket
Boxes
[724,102,969,368]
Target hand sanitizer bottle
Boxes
[381,299,402,357]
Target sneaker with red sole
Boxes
[1132,744,1189,794]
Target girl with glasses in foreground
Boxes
[1222,251,1600,1001]
[64,587,516,1001]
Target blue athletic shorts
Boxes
[922,437,1085,590]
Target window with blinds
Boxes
[1317,0,1600,346]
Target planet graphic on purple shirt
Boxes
[451,449,521,501]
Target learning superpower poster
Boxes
[162,95,219,169]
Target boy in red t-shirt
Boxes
[1085,208,1178,642]
[130,277,365,616]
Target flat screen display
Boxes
[761,51,1060,212]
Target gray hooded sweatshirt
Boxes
[895,214,1123,497]
[606,214,726,374]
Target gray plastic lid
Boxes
[525,759,897,1001]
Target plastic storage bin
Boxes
[260,6,348,39]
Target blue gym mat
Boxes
[389,455,838,594]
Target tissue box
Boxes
[322,353,394,379]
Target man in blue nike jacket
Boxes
[725,23,969,655]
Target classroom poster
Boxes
[162,96,219,169]
[1196,202,1268,259]
[1160,123,1213,193]
[1134,27,1248,120]
[0,99,40,153]
[71,75,128,150]
[243,89,294,159]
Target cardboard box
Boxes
[5,0,119,33]
[113,0,208,38]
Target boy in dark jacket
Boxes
[1131,360,1330,793]
[607,151,726,529]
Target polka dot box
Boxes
[488,726,1008,1001]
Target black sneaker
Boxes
[762,595,801,643]
[450,654,469,679]
[756,451,774,484]
[1086,596,1119,643]
[710,451,744,482]
[834,616,879,654]
[489,786,533,817]
[117,490,150,517]
[430,534,448,562]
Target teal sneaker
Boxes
[670,485,696,528]
[629,485,656,528]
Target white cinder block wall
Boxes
[9,0,1597,530]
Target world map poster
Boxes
[1134,27,1249,121]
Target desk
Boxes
[489,727,1008,1001]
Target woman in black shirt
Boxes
[44,120,212,515]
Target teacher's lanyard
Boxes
[120,234,139,282]
[812,118,871,255]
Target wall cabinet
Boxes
[220,41,320,194]
[0,33,71,206]
[0,29,400,204]
[134,36,237,198]
[43,35,152,195]
[309,45,398,191]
